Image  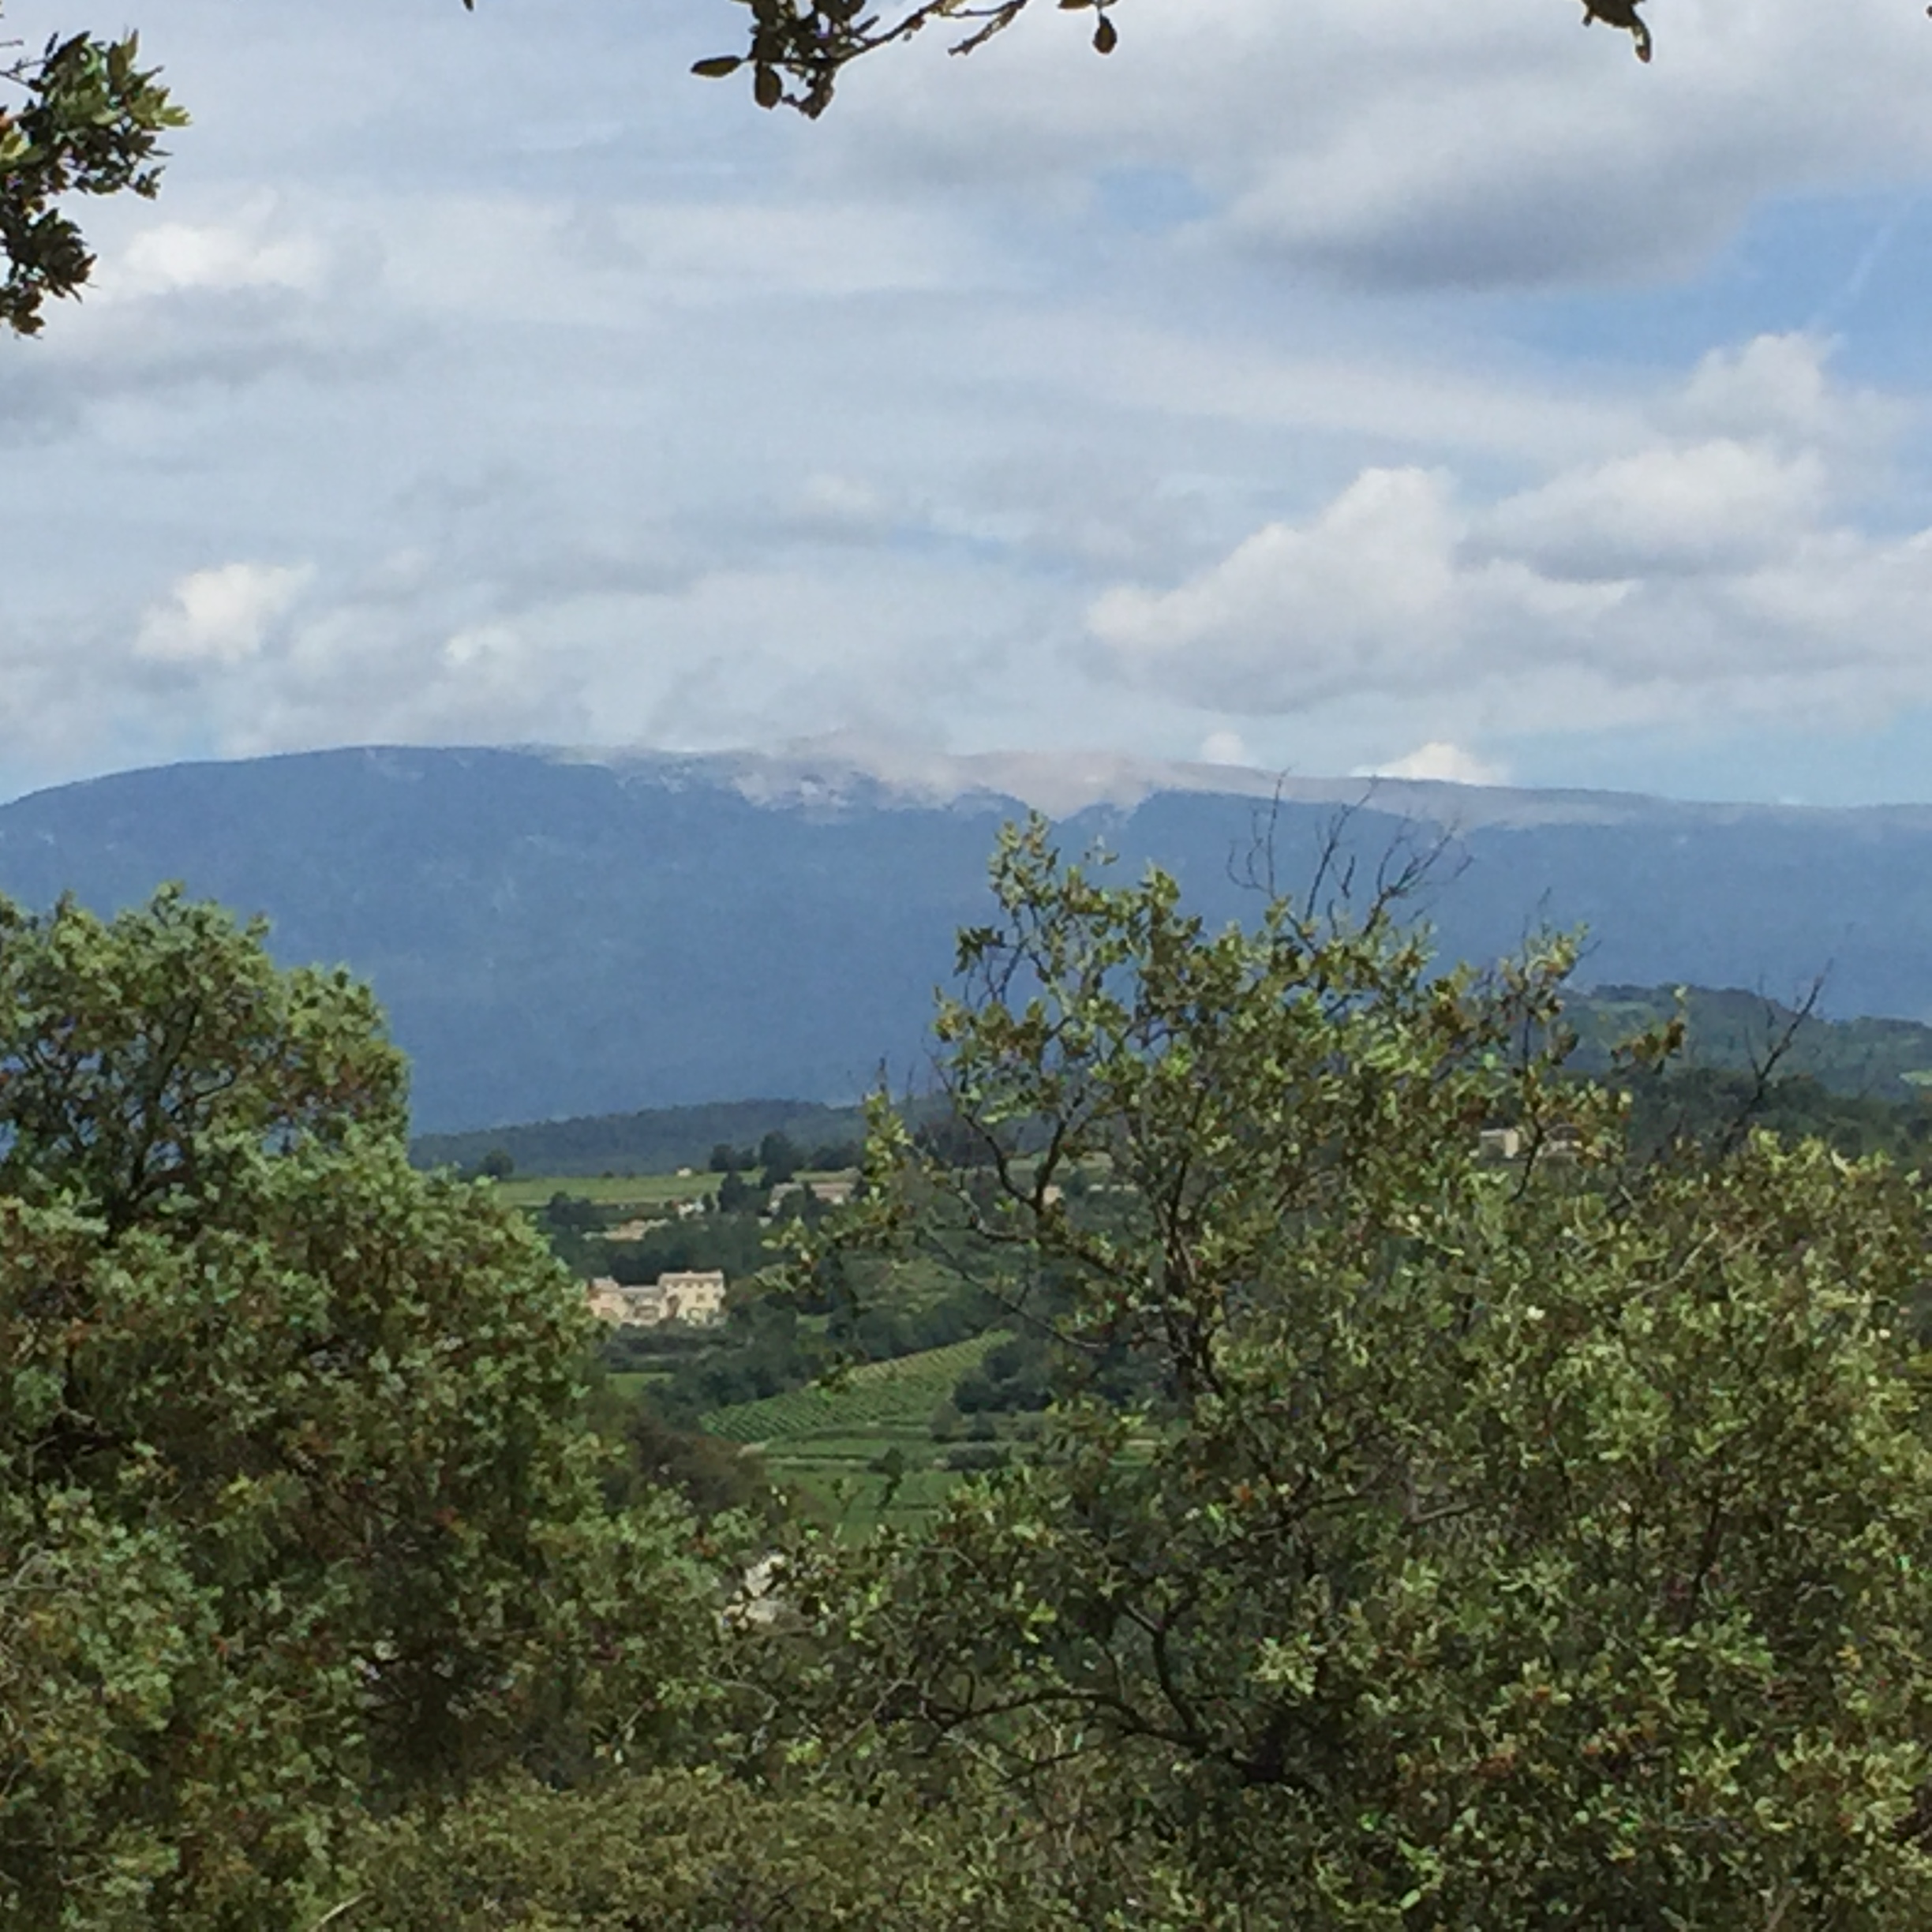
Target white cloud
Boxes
[135,564,313,666]
[1357,741,1507,787]
[828,0,1932,290]
[1480,439,1826,580]
[1674,332,1901,455]
[7,2,1932,806]
[1091,466,1470,706]
[789,472,896,541]
[110,198,328,300]
[1087,335,1932,735]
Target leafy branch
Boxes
[0,23,187,335]
[674,0,1659,122]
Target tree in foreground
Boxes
[755,818,1932,1926]
[0,889,722,1927]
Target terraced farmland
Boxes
[705,1334,1009,1533]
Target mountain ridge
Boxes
[6,743,1932,1132]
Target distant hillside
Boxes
[8,744,1932,1132]
[1567,986,1932,1099]
[411,1098,868,1178]
[412,986,1932,1176]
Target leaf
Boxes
[754,66,784,108]
[1092,15,1118,53]
[691,55,745,78]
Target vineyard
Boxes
[703,1335,999,1442]
[705,1333,1009,1531]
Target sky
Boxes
[5,0,1932,806]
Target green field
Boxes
[705,1335,1010,1533]
[488,1171,713,1211]
[602,1369,675,1402]
[487,1168,859,1215]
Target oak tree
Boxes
[765,818,1932,1925]
[0,889,724,1927]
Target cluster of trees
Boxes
[951,1328,1053,1413]
[414,1104,867,1182]
[0,890,724,1924]
[760,819,1932,1923]
[642,1297,827,1421]
[13,827,1932,1924]
[1626,1065,1932,1165]
[610,1264,996,1427]
[605,1208,770,1286]
[826,1271,994,1364]
[707,1131,861,1205]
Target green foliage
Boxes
[350,1766,1081,1930]
[715,1166,758,1214]
[537,1189,607,1275]
[1571,982,1932,1103]
[0,889,724,1927]
[771,817,1932,1924]
[638,1295,826,1424]
[699,1337,1006,1531]
[1627,1064,1932,1165]
[19,828,1932,1925]
[0,19,186,335]
[953,1328,1052,1412]
[759,1129,803,1187]
[606,1205,767,1284]
[592,1390,783,1525]
[607,1232,997,1431]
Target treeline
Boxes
[410,1096,870,1178]
[416,985,1932,1184]
[1627,1064,1932,1162]
[1569,981,1932,1099]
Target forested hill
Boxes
[409,986,1932,1175]
[410,1098,871,1178]
[6,744,1932,1133]
[1567,984,1932,1099]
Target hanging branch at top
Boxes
[672,0,1658,121]
[693,0,1080,120]
[0,24,187,335]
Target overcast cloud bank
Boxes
[3,0,1932,805]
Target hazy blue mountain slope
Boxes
[3,746,1931,1132]
[1088,793,1932,1021]
[0,748,1015,1129]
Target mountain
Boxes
[5,743,1932,1132]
